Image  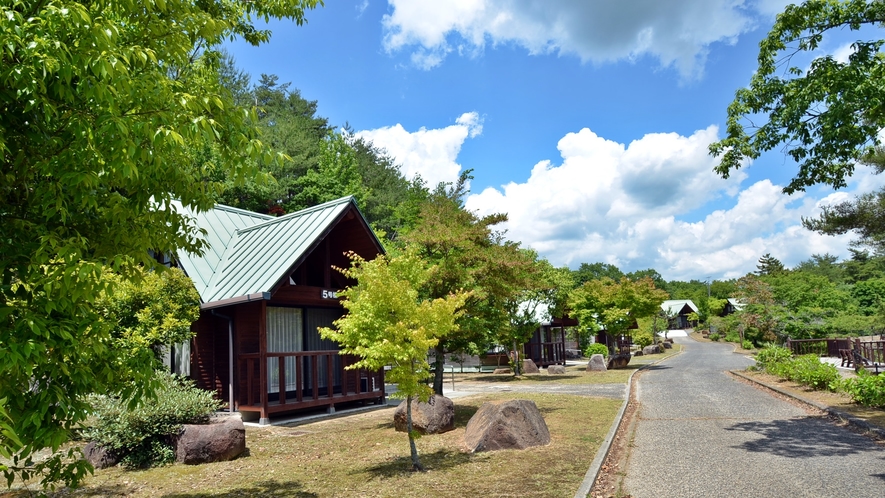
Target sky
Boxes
[225,0,885,282]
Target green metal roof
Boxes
[661,299,699,316]
[173,197,369,306]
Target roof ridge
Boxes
[209,203,276,220]
[236,196,355,234]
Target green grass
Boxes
[46,393,621,498]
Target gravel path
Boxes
[623,337,885,497]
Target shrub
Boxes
[839,371,885,408]
[755,345,792,369]
[724,332,741,343]
[765,354,839,392]
[632,330,653,348]
[742,340,754,350]
[709,333,720,341]
[584,343,609,358]
[84,371,223,467]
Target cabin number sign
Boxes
[321,289,338,299]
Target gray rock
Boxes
[463,399,550,453]
[587,354,607,372]
[662,342,673,349]
[547,365,566,375]
[634,350,644,356]
[493,367,513,375]
[83,441,118,470]
[394,394,454,435]
[642,345,662,355]
[174,416,245,465]
[607,353,632,369]
[522,359,540,374]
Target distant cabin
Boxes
[721,298,744,316]
[171,197,385,425]
[524,316,578,367]
[661,299,699,329]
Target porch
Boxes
[238,350,384,424]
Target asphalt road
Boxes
[624,337,885,497]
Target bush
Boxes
[632,330,653,348]
[709,333,720,341]
[765,354,839,392]
[742,340,754,350]
[838,371,885,408]
[84,371,223,467]
[724,332,741,343]
[584,343,609,358]
[755,345,792,368]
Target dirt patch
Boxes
[589,371,641,498]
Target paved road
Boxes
[624,337,885,497]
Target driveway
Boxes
[624,337,885,497]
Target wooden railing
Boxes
[786,338,854,357]
[523,341,565,366]
[238,350,384,414]
[854,340,885,364]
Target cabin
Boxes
[661,299,699,329]
[721,298,744,316]
[172,197,385,425]
[523,317,578,367]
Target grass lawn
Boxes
[38,391,622,498]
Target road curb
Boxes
[730,370,885,440]
[574,348,683,498]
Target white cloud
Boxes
[381,0,787,79]
[465,126,858,281]
[356,112,482,188]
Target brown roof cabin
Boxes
[524,317,577,367]
[173,197,385,425]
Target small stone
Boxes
[634,350,643,356]
[662,342,672,349]
[493,368,513,375]
[547,365,566,375]
[83,441,118,470]
[642,345,662,355]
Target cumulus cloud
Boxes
[381,0,789,78]
[356,112,482,188]
[465,126,856,281]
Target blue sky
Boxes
[226,0,885,281]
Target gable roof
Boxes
[173,197,381,307]
[661,299,699,316]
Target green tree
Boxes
[572,262,624,285]
[803,187,885,254]
[794,253,845,283]
[568,277,669,353]
[288,131,370,211]
[320,251,467,472]
[710,0,885,193]
[756,253,785,275]
[734,275,781,345]
[626,268,668,293]
[0,0,321,489]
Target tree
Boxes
[0,0,321,489]
[794,253,845,283]
[756,253,785,275]
[803,187,885,253]
[734,275,780,345]
[573,262,624,285]
[319,251,467,472]
[287,131,370,211]
[568,277,669,354]
[710,0,885,193]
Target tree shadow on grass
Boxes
[358,448,476,478]
[726,416,885,459]
[159,479,318,497]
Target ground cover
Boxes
[29,392,619,497]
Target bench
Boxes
[851,348,883,375]
[839,349,853,368]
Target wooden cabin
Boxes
[661,299,699,329]
[524,317,577,367]
[173,197,385,425]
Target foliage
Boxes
[794,253,845,284]
[572,262,624,285]
[0,0,321,489]
[584,343,609,358]
[838,371,885,408]
[754,345,793,369]
[741,340,754,350]
[632,330,654,348]
[766,354,840,392]
[710,0,885,193]
[755,253,785,275]
[568,276,669,344]
[320,251,467,471]
[709,333,720,342]
[288,131,370,211]
[734,274,781,345]
[84,371,222,468]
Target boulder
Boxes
[586,354,607,372]
[174,416,245,465]
[522,359,540,374]
[547,365,566,375]
[607,353,631,369]
[662,342,672,349]
[642,345,662,355]
[463,399,550,453]
[493,368,513,375]
[83,441,118,470]
[633,350,643,356]
[394,395,454,435]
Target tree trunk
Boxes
[432,344,445,395]
[406,395,424,472]
[512,340,521,376]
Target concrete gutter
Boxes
[730,369,885,440]
[574,348,683,498]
